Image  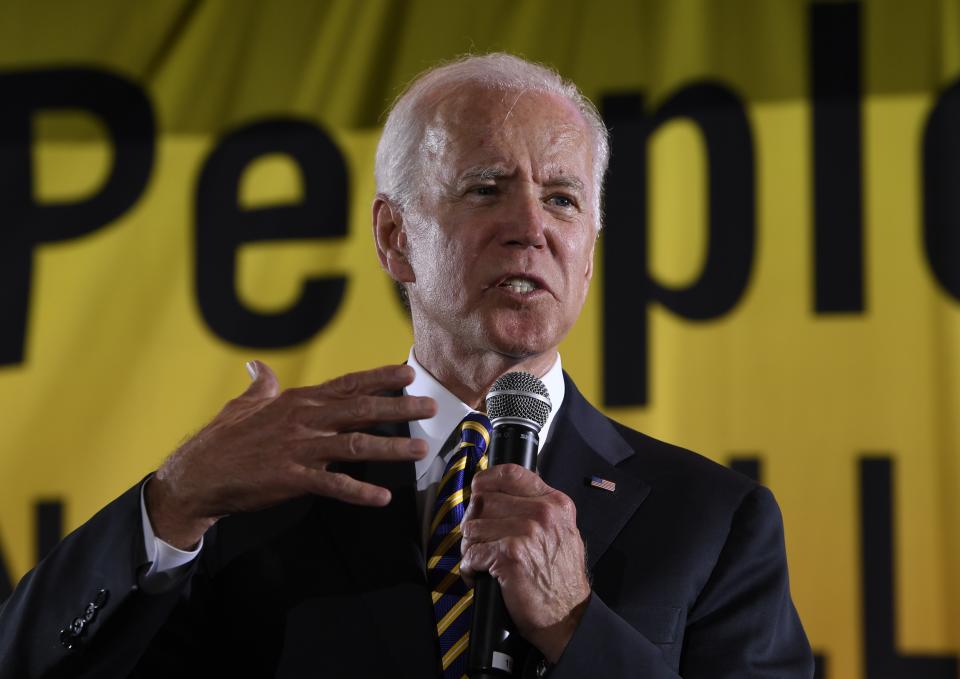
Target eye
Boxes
[546,194,576,209]
[472,185,498,196]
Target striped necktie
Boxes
[427,412,492,679]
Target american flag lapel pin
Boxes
[588,475,616,493]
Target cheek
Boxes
[408,229,473,295]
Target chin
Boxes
[482,315,563,359]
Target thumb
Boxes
[242,360,280,399]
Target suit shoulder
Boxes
[606,417,759,501]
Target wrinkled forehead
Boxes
[419,85,595,182]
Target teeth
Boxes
[500,277,537,293]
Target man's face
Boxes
[402,86,598,362]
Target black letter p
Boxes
[0,68,154,365]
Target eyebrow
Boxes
[544,176,585,193]
[456,166,586,193]
[457,166,509,183]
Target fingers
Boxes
[464,492,546,522]
[459,542,487,580]
[471,464,551,497]
[242,360,281,400]
[461,517,535,552]
[295,432,428,464]
[297,364,417,400]
[302,469,393,507]
[250,364,435,431]
[460,539,523,580]
[290,394,436,431]
[464,468,570,525]
[332,394,437,429]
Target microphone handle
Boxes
[467,423,538,678]
[487,422,539,469]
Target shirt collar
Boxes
[404,349,566,480]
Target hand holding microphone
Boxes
[462,373,591,676]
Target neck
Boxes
[412,339,557,410]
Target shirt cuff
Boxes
[139,478,202,592]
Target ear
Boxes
[584,235,597,282]
[372,196,416,284]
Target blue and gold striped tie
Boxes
[427,412,491,679]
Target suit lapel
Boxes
[320,417,439,679]
[540,374,650,569]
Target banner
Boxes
[1,2,958,676]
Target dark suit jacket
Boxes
[0,373,813,678]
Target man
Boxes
[0,53,813,678]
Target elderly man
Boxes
[0,54,813,678]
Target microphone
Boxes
[467,371,552,679]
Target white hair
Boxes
[374,52,610,227]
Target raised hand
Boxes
[146,361,436,549]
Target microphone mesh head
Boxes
[486,371,552,431]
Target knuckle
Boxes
[350,396,373,420]
[522,518,539,538]
[283,464,305,490]
[505,464,524,479]
[554,491,577,518]
[471,471,487,490]
[467,542,489,565]
[284,464,307,490]
[345,432,363,457]
[503,538,524,563]
[333,372,360,396]
[532,502,553,525]
[328,473,350,494]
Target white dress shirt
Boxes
[138,484,202,590]
[139,350,566,586]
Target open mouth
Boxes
[498,277,540,294]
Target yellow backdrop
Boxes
[1,2,958,677]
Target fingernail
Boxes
[245,361,258,381]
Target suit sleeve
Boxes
[0,481,198,679]
[549,486,814,678]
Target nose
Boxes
[500,188,546,249]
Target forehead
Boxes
[422,86,594,179]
